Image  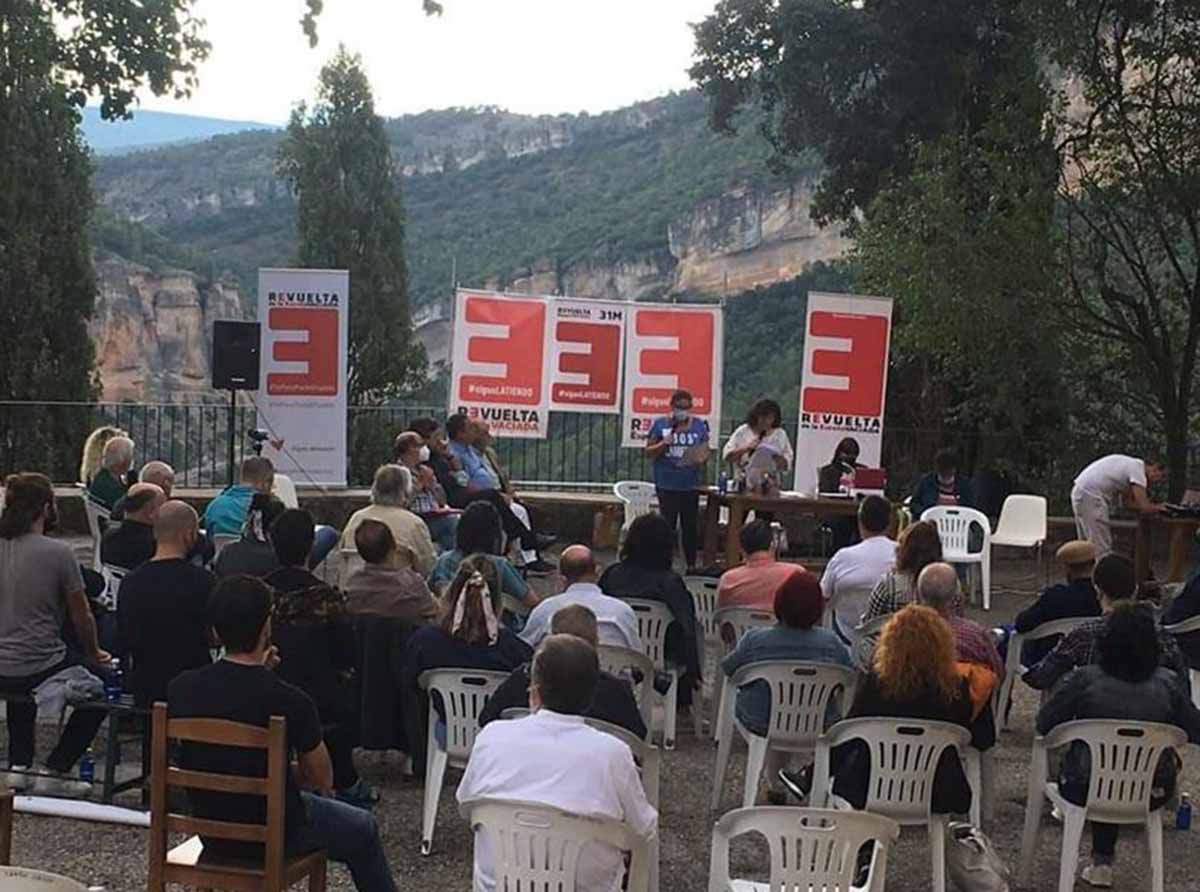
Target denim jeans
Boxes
[309,525,340,569]
[0,658,107,771]
[424,514,458,552]
[291,793,397,892]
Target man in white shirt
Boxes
[819,495,897,641]
[520,546,641,650]
[457,634,657,892]
[1071,454,1166,557]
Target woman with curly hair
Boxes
[830,604,973,814]
[861,520,950,621]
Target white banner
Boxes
[548,297,627,414]
[449,289,551,438]
[255,268,350,487]
[622,304,723,447]
[794,291,893,494]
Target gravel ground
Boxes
[11,551,1200,891]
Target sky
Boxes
[135,0,722,124]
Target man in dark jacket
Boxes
[910,448,975,520]
[1011,540,1101,667]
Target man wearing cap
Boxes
[1071,453,1166,557]
[1009,540,1102,668]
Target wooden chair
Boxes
[0,787,12,866]
[147,702,327,892]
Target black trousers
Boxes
[467,490,536,551]
[657,488,700,567]
[0,658,107,771]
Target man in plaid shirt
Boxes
[1024,553,1189,692]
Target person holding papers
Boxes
[722,399,794,488]
[645,389,711,571]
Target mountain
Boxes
[89,91,851,400]
[82,107,278,155]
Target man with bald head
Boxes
[918,562,1004,676]
[100,482,165,571]
[520,545,642,650]
[117,500,215,706]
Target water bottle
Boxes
[104,658,123,702]
[79,749,95,783]
[1177,793,1192,830]
[717,471,728,495]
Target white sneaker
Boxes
[31,768,92,799]
[1081,863,1113,888]
[2,766,30,791]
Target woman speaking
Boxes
[644,388,710,571]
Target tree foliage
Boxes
[277,46,427,404]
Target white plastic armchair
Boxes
[461,799,652,892]
[417,668,510,855]
[921,506,993,609]
[708,806,899,892]
[996,615,1094,730]
[98,563,128,613]
[338,547,365,587]
[1018,719,1187,892]
[991,495,1047,549]
[684,575,720,645]
[625,598,700,749]
[711,660,857,810]
[271,472,299,509]
[211,533,239,556]
[811,717,972,892]
[709,606,776,741]
[614,481,657,538]
[597,644,656,733]
[1162,614,1200,709]
[82,495,110,570]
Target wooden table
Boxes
[701,490,861,568]
[1135,514,1200,584]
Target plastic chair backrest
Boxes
[212,534,239,556]
[339,547,365,585]
[99,563,128,611]
[0,867,87,891]
[731,661,858,747]
[624,599,674,669]
[613,481,656,529]
[921,506,991,557]
[418,669,509,762]
[464,799,650,892]
[83,496,110,569]
[1043,719,1187,824]
[1024,615,1094,642]
[712,606,775,652]
[993,495,1047,545]
[708,806,898,892]
[684,576,720,641]
[825,717,971,824]
[1163,614,1200,636]
[596,645,655,726]
[272,473,299,509]
[848,614,891,650]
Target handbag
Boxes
[946,821,1010,892]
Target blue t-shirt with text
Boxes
[648,416,709,491]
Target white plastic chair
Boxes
[98,563,128,612]
[1162,615,1200,709]
[271,472,299,508]
[83,496,110,570]
[625,598,702,749]
[711,660,857,810]
[684,575,720,645]
[1018,719,1186,892]
[339,546,365,587]
[597,644,657,736]
[845,614,891,672]
[708,806,899,892]
[0,867,86,892]
[461,798,651,892]
[613,481,657,539]
[417,668,509,855]
[921,506,993,609]
[710,606,776,741]
[211,533,239,556]
[811,717,972,892]
[961,746,995,828]
[991,494,1047,550]
[995,615,1095,730]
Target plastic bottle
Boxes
[79,749,95,783]
[1177,792,1192,830]
[104,658,123,702]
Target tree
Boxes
[277,45,427,405]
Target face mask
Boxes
[418,445,431,462]
[671,408,690,422]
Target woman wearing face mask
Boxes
[644,388,711,571]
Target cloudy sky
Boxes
[136,0,721,123]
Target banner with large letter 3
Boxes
[256,268,350,486]
[794,291,893,494]
[548,298,627,414]
[622,303,723,447]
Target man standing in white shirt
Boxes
[819,495,897,642]
[521,546,642,650]
[457,634,658,892]
[1071,454,1166,557]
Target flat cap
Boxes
[1056,540,1097,565]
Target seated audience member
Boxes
[79,426,126,486]
[1162,565,1200,670]
[717,519,804,613]
[1025,553,1189,692]
[213,493,286,579]
[445,412,553,573]
[481,604,647,739]
[116,501,214,706]
[206,457,339,569]
[521,545,641,650]
[861,520,945,622]
[822,605,973,815]
[721,570,851,803]
[345,519,438,624]
[1008,540,1101,668]
[722,398,794,489]
[100,482,165,571]
[0,473,109,796]
[910,448,975,520]
[265,509,375,808]
[598,513,702,708]
[472,419,555,570]
[111,460,176,520]
[819,495,897,641]
[418,418,470,510]
[394,430,457,552]
[429,501,537,609]
[458,633,657,892]
[1038,604,1200,888]
[340,464,436,577]
[168,576,397,891]
[87,435,135,510]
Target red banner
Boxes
[548,298,627,413]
